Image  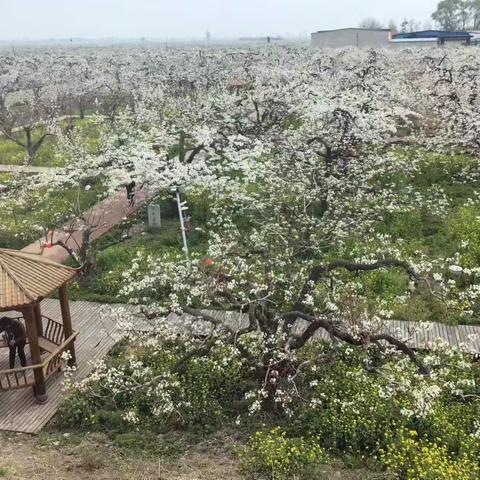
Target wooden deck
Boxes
[0,302,480,434]
[200,310,480,353]
[0,299,120,434]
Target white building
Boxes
[389,38,439,49]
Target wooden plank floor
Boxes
[202,310,480,353]
[0,302,480,434]
[0,299,122,434]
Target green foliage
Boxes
[290,346,402,455]
[393,293,452,324]
[331,150,480,326]
[287,342,480,467]
[58,339,249,433]
[0,117,101,166]
[58,335,480,477]
[449,205,480,268]
[0,132,61,166]
[238,427,329,480]
[70,191,210,302]
[69,222,198,302]
[379,430,478,480]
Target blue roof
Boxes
[393,30,472,40]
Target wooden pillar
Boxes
[59,284,76,366]
[24,306,47,404]
[33,302,43,337]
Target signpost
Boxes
[147,204,161,229]
[170,186,189,260]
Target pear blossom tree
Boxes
[3,46,480,415]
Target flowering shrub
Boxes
[379,430,478,480]
[58,334,249,432]
[238,427,329,480]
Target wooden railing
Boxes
[42,316,64,345]
[43,332,77,379]
[0,365,36,390]
[0,330,77,392]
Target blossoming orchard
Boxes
[2,45,480,478]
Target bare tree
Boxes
[359,17,384,29]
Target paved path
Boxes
[21,185,158,263]
[0,161,158,263]
[0,164,61,174]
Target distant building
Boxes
[470,32,480,46]
[239,36,282,42]
[311,28,392,48]
[391,30,472,48]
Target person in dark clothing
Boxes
[126,181,136,206]
[0,317,27,369]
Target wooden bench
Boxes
[38,337,58,354]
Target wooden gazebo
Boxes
[0,249,78,403]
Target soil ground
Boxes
[0,431,242,480]
[0,430,388,480]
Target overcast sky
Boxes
[0,0,440,40]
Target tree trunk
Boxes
[25,127,35,163]
[24,127,49,164]
[179,131,186,163]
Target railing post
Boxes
[24,306,47,404]
[59,284,76,366]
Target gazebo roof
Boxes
[0,249,77,311]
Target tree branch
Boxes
[283,310,429,374]
[295,258,418,311]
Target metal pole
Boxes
[176,190,189,260]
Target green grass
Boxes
[69,212,209,303]
[348,149,480,325]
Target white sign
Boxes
[147,204,161,228]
